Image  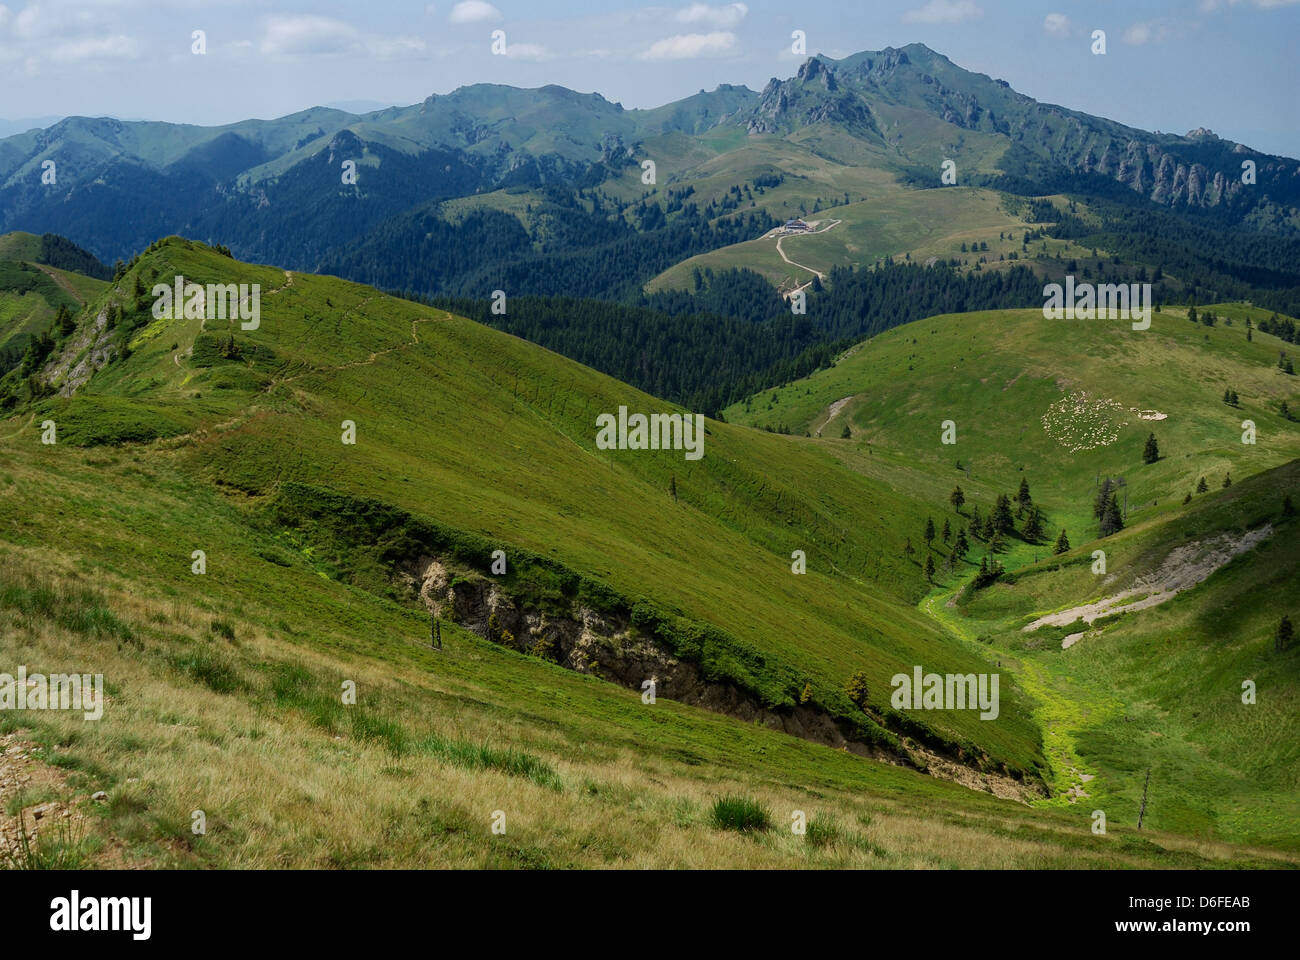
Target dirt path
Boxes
[263,309,449,392]
[768,219,840,297]
[32,264,85,304]
[0,732,87,863]
[1024,525,1274,638]
[816,395,855,436]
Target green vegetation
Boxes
[710,796,772,833]
[0,238,1294,868]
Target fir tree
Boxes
[1053,528,1070,554]
[923,555,936,583]
[1016,477,1032,513]
[992,494,1015,534]
[1277,615,1294,654]
[1143,433,1159,464]
[1023,506,1045,543]
[1196,476,1209,493]
[949,485,965,513]
[924,517,936,549]
[941,518,951,543]
[1101,494,1124,536]
[1094,478,1114,519]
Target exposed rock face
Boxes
[745,48,1293,216]
[46,301,119,397]
[402,556,1042,802]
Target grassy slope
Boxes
[1,242,1291,868]
[20,242,1055,754]
[726,304,1300,849]
[646,186,1051,293]
[0,236,107,362]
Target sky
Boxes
[1,0,1298,157]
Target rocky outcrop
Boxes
[401,556,1041,802]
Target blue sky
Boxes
[1,0,1297,157]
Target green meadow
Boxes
[0,238,1295,867]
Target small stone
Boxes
[92,791,107,802]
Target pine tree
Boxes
[954,528,969,558]
[1223,473,1232,488]
[923,555,936,583]
[845,671,870,709]
[1016,477,1032,512]
[992,494,1015,533]
[841,423,851,439]
[1277,615,1294,654]
[1101,494,1125,536]
[669,475,677,502]
[1183,492,1192,504]
[949,485,965,513]
[1197,476,1208,493]
[1143,433,1159,464]
[55,305,75,337]
[1053,528,1070,554]
[941,518,951,543]
[1094,478,1114,519]
[924,517,936,549]
[903,538,914,559]
[970,504,983,537]
[1023,506,1045,543]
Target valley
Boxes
[1,31,1297,876]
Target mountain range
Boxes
[2,44,1297,290]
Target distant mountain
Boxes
[1,44,1296,294]
[0,116,62,138]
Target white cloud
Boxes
[639,30,737,60]
[1122,20,1172,45]
[260,15,425,59]
[674,3,748,27]
[1043,13,1071,36]
[902,0,983,25]
[501,42,550,60]
[0,5,10,30]
[448,1,502,24]
[50,33,138,62]
[261,15,358,56]
[14,4,43,39]
[1202,0,1300,9]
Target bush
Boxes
[710,795,771,833]
[844,670,870,709]
[805,815,842,848]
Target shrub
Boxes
[844,671,871,709]
[709,795,771,833]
